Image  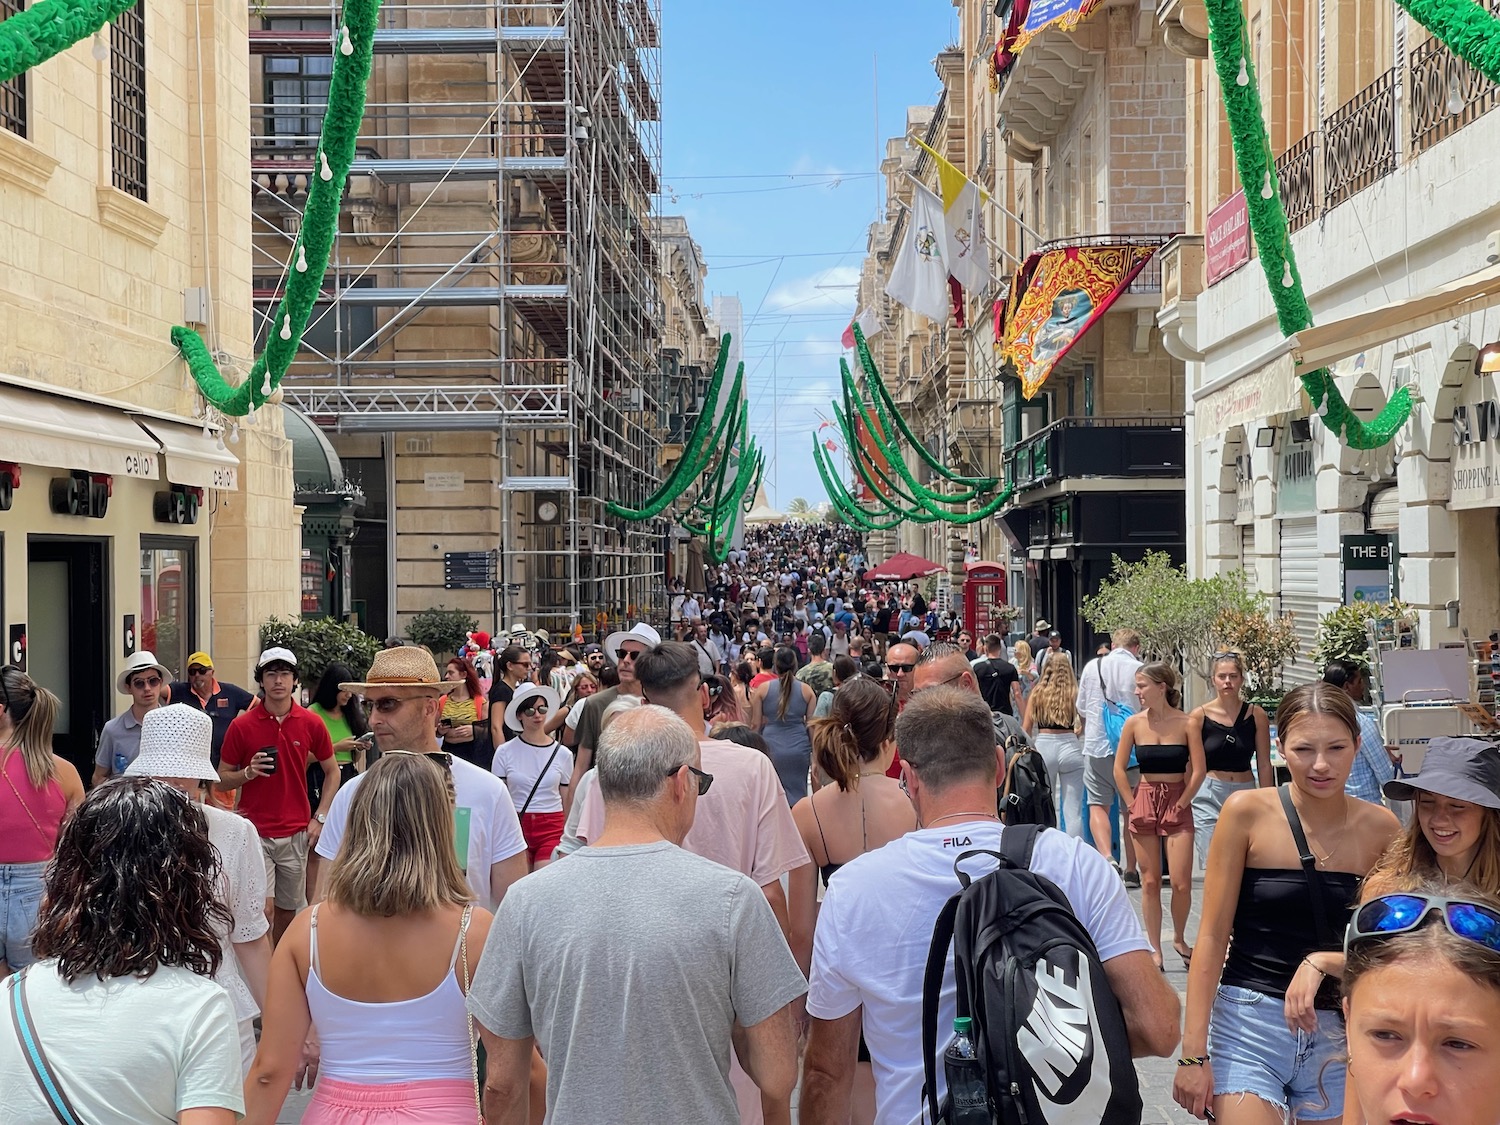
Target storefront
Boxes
[1276,423,1320,685]
[0,379,236,778]
[1448,367,1500,633]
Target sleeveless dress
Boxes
[761,679,812,805]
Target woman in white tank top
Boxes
[244,752,494,1124]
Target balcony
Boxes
[1410,27,1500,155]
[1276,130,1318,233]
[995,16,1104,160]
[1004,415,1186,497]
[1324,69,1397,212]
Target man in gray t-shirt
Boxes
[468,705,806,1125]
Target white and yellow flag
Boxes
[913,137,990,293]
[883,182,952,323]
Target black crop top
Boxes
[1134,742,1189,774]
[1221,867,1361,1008]
[1202,703,1257,772]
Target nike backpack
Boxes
[921,825,1142,1125]
[999,737,1057,829]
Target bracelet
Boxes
[1177,1055,1210,1068]
[1303,957,1325,977]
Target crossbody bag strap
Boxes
[1097,661,1111,705]
[9,969,86,1125]
[1277,784,1335,946]
[518,743,564,817]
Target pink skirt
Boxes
[303,1076,479,1124]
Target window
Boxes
[109,1,147,199]
[263,19,332,147]
[0,0,24,137]
[140,538,196,680]
[254,275,374,359]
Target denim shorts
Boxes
[1209,984,1346,1121]
[0,862,48,970]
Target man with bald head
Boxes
[884,641,920,712]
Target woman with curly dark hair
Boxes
[0,776,243,1123]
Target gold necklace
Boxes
[1292,792,1350,865]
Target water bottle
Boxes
[112,750,129,777]
[944,1016,990,1124]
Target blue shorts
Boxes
[0,862,47,970]
[1209,984,1346,1121]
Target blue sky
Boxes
[660,3,958,510]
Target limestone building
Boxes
[0,0,299,777]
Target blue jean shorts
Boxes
[0,862,48,970]
[1210,984,1346,1121]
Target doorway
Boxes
[28,538,109,783]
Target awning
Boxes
[134,418,239,491]
[1292,261,1500,376]
[1194,352,1304,438]
[0,384,159,479]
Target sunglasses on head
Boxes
[1345,893,1500,955]
[383,749,453,770]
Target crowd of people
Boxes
[2,520,1500,1125]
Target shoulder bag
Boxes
[8,967,86,1125]
[518,743,564,817]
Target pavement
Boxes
[275,874,1203,1124]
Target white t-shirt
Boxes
[0,962,243,1123]
[807,822,1150,1125]
[493,736,573,815]
[316,755,526,910]
[1076,648,1142,759]
[203,803,269,1023]
[565,697,588,732]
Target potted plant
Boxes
[1310,600,1413,676]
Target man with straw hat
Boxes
[128,703,270,1074]
[314,645,527,911]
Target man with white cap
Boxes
[92,649,170,785]
[568,621,660,794]
[217,647,339,943]
[315,645,528,911]
[128,703,271,1073]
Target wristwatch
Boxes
[315,812,327,824]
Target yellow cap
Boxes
[187,651,213,670]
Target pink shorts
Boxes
[303,1076,478,1124]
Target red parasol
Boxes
[864,552,945,582]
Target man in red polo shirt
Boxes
[217,647,338,943]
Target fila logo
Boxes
[1018,953,1111,1124]
[942,836,973,848]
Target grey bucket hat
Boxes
[1383,736,1500,809]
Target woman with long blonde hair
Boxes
[246,753,493,1124]
[0,666,81,977]
[1011,639,1039,706]
[1021,654,1085,837]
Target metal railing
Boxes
[1030,234,1172,293]
[1003,414,1187,493]
[1323,69,1398,212]
[1410,32,1500,155]
[1276,130,1318,233]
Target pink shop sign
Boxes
[1206,191,1250,286]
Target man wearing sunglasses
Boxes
[470,704,805,1125]
[93,649,171,785]
[166,650,255,773]
[569,622,659,797]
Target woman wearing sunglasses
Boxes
[1174,682,1400,1125]
[1343,885,1500,1125]
[492,683,570,869]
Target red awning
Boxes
[865,552,945,582]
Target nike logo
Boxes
[1016,952,1112,1123]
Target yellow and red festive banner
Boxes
[1001,243,1157,399]
[1011,0,1108,54]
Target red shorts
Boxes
[520,811,566,863]
[1129,780,1192,837]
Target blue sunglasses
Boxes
[1346,893,1500,955]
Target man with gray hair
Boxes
[802,686,1178,1124]
[470,705,806,1125]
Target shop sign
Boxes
[1342,534,1393,605]
[1451,379,1500,511]
[1277,437,1317,515]
[1206,191,1250,286]
[1195,352,1303,438]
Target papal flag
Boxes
[884,183,951,323]
[914,137,990,293]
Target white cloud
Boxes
[762,265,861,315]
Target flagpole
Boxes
[905,133,1045,245]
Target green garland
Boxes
[1393,0,1500,84]
[1202,0,1413,449]
[0,0,137,82]
[813,437,906,531]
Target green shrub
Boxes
[259,615,380,689]
[1310,600,1412,674]
[405,606,480,661]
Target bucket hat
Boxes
[1383,736,1500,809]
[339,647,455,696]
[504,683,561,732]
[1034,619,1052,632]
[604,622,661,665]
[126,704,217,783]
[117,650,170,695]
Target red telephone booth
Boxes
[963,561,1008,640]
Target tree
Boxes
[260,615,380,690]
[1213,605,1300,698]
[1310,599,1413,674]
[786,497,813,521]
[405,606,480,660]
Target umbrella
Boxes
[865,551,944,582]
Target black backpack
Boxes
[921,826,1142,1125]
[999,736,1056,829]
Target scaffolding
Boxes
[248,0,667,634]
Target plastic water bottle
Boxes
[944,1016,990,1124]
[112,750,129,777]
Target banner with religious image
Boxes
[1001,243,1158,399]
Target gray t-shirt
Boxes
[468,840,807,1125]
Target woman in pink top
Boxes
[0,666,82,976]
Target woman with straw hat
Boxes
[127,703,271,1075]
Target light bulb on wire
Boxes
[339,25,354,55]
[1282,260,1295,288]
[1447,75,1465,117]
[295,243,307,273]
[279,315,292,341]
[1261,170,1275,199]
[1237,57,1250,86]
[91,33,108,60]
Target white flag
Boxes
[884,183,951,323]
[842,307,883,350]
[942,174,989,293]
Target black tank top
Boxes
[1202,703,1257,772]
[1134,743,1189,774]
[1221,868,1361,1007]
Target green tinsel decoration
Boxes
[1393,0,1500,84]
[813,438,906,531]
[0,0,137,82]
[1203,0,1414,450]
